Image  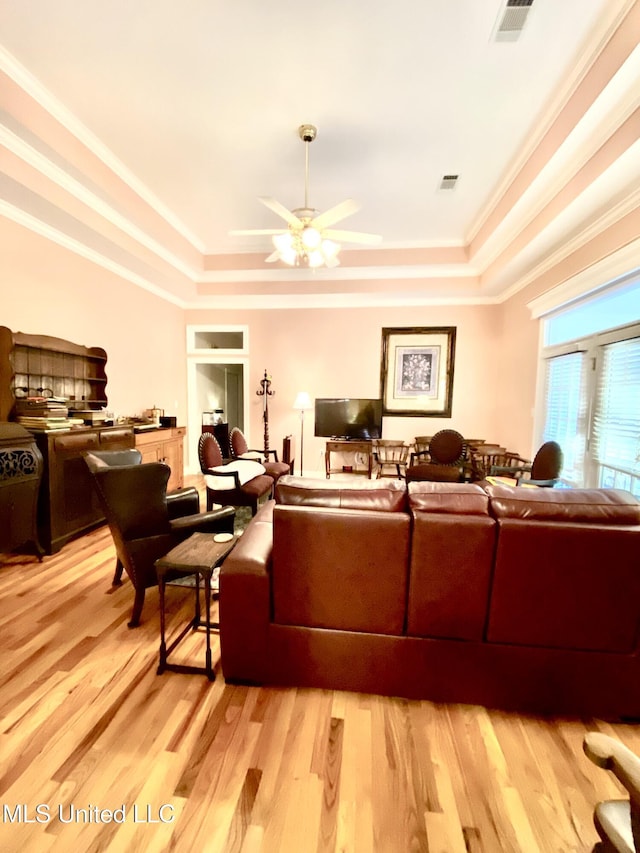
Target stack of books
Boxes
[15,397,82,432]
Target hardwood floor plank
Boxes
[1,516,637,852]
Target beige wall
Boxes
[184,302,522,475]
[6,213,637,476]
[1,219,187,423]
[1,217,547,474]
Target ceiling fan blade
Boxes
[311,199,361,230]
[264,250,282,263]
[259,197,303,228]
[230,228,286,236]
[323,228,382,245]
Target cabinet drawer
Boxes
[53,432,99,452]
[100,428,134,446]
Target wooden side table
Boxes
[325,439,373,478]
[155,532,237,680]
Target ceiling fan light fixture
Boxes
[234,123,380,269]
[321,239,339,259]
[272,231,294,252]
[301,225,322,250]
[278,247,299,266]
[307,253,323,268]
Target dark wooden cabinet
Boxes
[0,327,134,553]
[0,422,44,558]
[35,425,134,554]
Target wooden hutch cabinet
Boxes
[0,327,134,553]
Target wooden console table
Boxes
[325,439,373,478]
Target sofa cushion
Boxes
[409,481,490,515]
[485,488,640,653]
[485,484,640,524]
[408,482,495,640]
[275,475,407,512]
[272,504,410,635]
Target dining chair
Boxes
[406,429,470,483]
[489,441,563,486]
[372,439,409,479]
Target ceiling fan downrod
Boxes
[299,124,317,213]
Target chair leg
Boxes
[112,558,124,585]
[128,587,146,628]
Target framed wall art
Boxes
[380,326,456,417]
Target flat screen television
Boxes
[314,398,383,440]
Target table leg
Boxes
[204,571,214,681]
[157,575,167,675]
[193,572,201,629]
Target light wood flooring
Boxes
[0,515,638,852]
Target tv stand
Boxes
[325,439,373,478]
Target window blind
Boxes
[542,351,587,486]
[592,336,640,477]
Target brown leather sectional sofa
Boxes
[219,476,640,717]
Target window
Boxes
[539,279,640,495]
[592,337,640,493]
[541,352,587,487]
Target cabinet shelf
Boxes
[0,327,109,420]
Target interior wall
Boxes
[184,302,514,475]
[1,219,187,424]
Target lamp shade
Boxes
[293,391,312,411]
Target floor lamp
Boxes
[293,392,312,477]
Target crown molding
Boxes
[197,263,478,285]
[0,201,186,307]
[466,0,637,246]
[494,185,640,304]
[526,236,640,318]
[0,44,206,253]
[183,292,501,311]
[1,124,202,281]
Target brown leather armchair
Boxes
[229,427,290,483]
[86,458,235,627]
[198,433,274,516]
[85,448,203,584]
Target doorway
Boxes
[186,325,250,474]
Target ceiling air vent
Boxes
[494,0,534,42]
[439,174,459,191]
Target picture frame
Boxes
[380,326,456,417]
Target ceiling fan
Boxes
[230,124,381,268]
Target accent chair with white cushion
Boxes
[198,432,274,515]
[229,426,290,484]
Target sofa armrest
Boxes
[219,516,273,683]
